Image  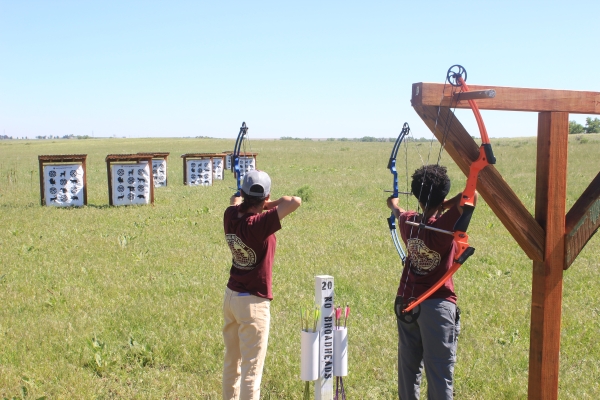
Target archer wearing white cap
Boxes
[222,170,301,400]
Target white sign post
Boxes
[315,275,334,400]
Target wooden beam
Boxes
[564,172,600,269]
[412,103,545,262]
[528,112,569,400]
[412,82,600,114]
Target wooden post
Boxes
[528,112,569,400]
[82,156,88,204]
[38,158,45,205]
[106,158,113,206]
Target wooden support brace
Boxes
[564,171,600,269]
[411,101,545,262]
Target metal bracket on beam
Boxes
[453,89,496,101]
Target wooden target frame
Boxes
[229,151,258,174]
[223,151,234,172]
[138,152,170,187]
[212,153,226,181]
[181,153,226,186]
[105,154,154,206]
[412,81,600,400]
[38,154,88,207]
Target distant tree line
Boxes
[282,136,433,142]
[569,117,600,134]
[34,135,91,139]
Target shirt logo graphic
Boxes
[407,238,441,275]
[226,234,257,270]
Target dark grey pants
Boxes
[397,299,460,400]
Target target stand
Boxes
[105,154,154,206]
[38,154,88,207]
[137,152,170,187]
[181,153,226,186]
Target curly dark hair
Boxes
[410,165,451,209]
[238,190,267,213]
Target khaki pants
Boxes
[222,287,271,400]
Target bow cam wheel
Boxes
[447,65,467,87]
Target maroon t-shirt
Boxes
[397,206,462,303]
[223,205,282,300]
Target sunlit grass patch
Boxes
[0,135,598,398]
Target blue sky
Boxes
[1,1,598,139]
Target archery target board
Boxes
[213,157,224,180]
[225,152,232,172]
[111,162,152,205]
[152,159,167,187]
[237,156,256,182]
[42,164,85,207]
[186,158,212,186]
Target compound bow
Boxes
[232,122,249,196]
[396,65,496,322]
[387,122,412,264]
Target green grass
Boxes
[0,135,599,399]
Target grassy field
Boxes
[0,135,599,399]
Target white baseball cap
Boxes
[241,170,271,198]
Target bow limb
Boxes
[403,231,474,313]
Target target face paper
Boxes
[186,159,212,186]
[111,162,151,205]
[43,164,85,207]
[152,159,167,187]
[213,158,224,180]
[238,156,256,182]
